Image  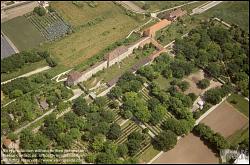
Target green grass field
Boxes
[41,1,149,68]
[137,145,160,163]
[1,16,46,51]
[153,75,172,90]
[227,127,249,146]
[227,93,249,118]
[133,1,188,12]
[197,1,249,32]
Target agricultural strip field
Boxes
[41,1,149,67]
[227,93,249,118]
[196,1,249,32]
[201,101,249,138]
[152,133,219,163]
[1,16,46,51]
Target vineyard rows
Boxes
[25,12,71,41]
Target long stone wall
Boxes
[74,36,155,84]
[76,60,108,83]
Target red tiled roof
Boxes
[3,138,12,148]
[67,71,82,81]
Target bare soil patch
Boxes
[152,133,219,164]
[184,69,222,96]
[201,101,249,138]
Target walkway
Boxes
[1,66,51,85]
[191,1,223,15]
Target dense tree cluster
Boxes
[174,22,249,96]
[197,79,210,89]
[153,130,177,151]
[203,83,233,105]
[116,72,145,93]
[122,92,151,122]
[1,51,56,74]
[193,123,230,151]
[162,118,194,136]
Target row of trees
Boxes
[173,22,249,96]
[1,51,57,74]
[193,123,229,151]
[203,83,233,105]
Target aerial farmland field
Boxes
[1,16,46,51]
[41,1,150,67]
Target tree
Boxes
[95,152,117,164]
[177,81,190,92]
[162,118,194,136]
[109,86,122,99]
[10,89,23,98]
[203,88,222,105]
[33,6,46,16]
[153,130,177,151]
[148,97,160,111]
[120,110,133,119]
[73,97,89,116]
[69,128,81,140]
[7,132,18,141]
[57,133,73,149]
[150,104,166,125]
[94,96,107,108]
[91,134,106,152]
[107,123,122,140]
[188,93,197,102]
[197,79,210,89]
[85,153,96,163]
[101,110,115,123]
[117,144,128,158]
[93,122,110,136]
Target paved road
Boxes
[1,66,51,85]
[191,1,223,15]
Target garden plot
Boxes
[183,69,222,96]
[25,12,71,41]
[201,101,249,138]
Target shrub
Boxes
[33,6,46,16]
[197,79,210,89]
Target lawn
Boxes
[1,16,46,51]
[227,93,249,118]
[153,75,172,90]
[197,1,249,32]
[227,127,249,146]
[41,1,149,68]
[137,145,160,163]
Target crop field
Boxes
[1,16,46,51]
[41,1,149,67]
[197,1,249,32]
[227,93,249,118]
[152,133,219,163]
[25,12,71,41]
[201,101,249,138]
